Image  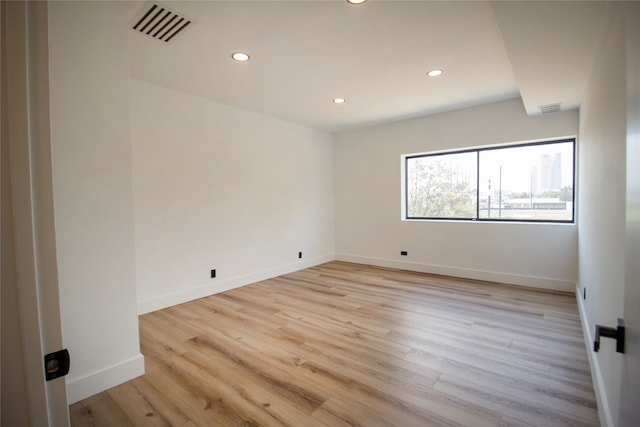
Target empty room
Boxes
[2,1,639,426]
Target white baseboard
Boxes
[137,254,335,315]
[66,353,145,404]
[575,284,613,427]
[335,253,576,292]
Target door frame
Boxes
[620,2,640,425]
[2,1,69,425]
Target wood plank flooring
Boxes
[70,261,598,426]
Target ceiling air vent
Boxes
[539,103,562,115]
[132,3,191,43]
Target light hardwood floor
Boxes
[70,261,598,426]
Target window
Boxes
[404,138,575,223]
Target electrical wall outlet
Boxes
[298,252,302,259]
[211,269,216,278]
[400,251,408,256]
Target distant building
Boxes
[540,153,561,191]
[505,197,567,210]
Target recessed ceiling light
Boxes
[427,69,443,77]
[346,0,367,4]
[333,98,346,104]
[231,52,250,62]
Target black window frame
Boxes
[404,138,576,224]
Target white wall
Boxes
[334,98,579,291]
[577,5,627,426]
[48,2,143,404]
[130,80,335,313]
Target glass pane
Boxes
[407,152,477,218]
[478,141,574,221]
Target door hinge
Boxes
[44,349,70,381]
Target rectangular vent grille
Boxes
[539,103,562,114]
[132,3,191,43]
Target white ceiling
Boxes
[127,1,613,133]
